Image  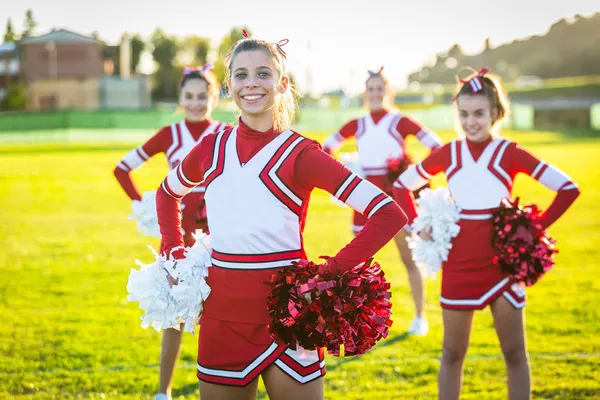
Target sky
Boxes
[3,0,599,95]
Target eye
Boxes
[258,71,270,77]
[234,72,246,79]
[198,94,208,100]
[184,93,193,100]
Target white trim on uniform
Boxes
[459,213,492,220]
[274,359,325,384]
[440,277,510,306]
[267,136,305,207]
[203,129,228,179]
[502,291,526,309]
[196,342,280,379]
[492,140,513,185]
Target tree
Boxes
[0,84,27,111]
[213,26,252,85]
[130,34,145,73]
[3,18,16,42]
[22,9,37,38]
[180,35,211,66]
[150,29,181,100]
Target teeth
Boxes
[243,95,262,100]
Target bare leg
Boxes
[490,296,531,400]
[262,364,324,400]
[199,378,259,400]
[393,229,424,317]
[438,308,474,400]
[158,325,183,396]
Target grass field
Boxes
[1,129,599,399]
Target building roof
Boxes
[20,29,99,45]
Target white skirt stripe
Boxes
[274,360,324,383]
[502,291,526,309]
[196,342,280,379]
[440,278,510,306]
[268,136,305,207]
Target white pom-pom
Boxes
[129,190,161,238]
[406,187,461,278]
[127,232,212,333]
[331,152,365,207]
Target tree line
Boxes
[408,12,600,85]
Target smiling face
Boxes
[178,78,214,122]
[365,76,388,111]
[457,94,499,142]
[228,49,288,130]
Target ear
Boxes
[278,75,289,94]
[491,106,499,122]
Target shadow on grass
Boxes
[172,382,199,398]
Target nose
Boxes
[245,76,258,88]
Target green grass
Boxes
[0,129,599,399]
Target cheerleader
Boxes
[113,65,230,400]
[322,67,443,335]
[156,32,407,400]
[392,68,580,400]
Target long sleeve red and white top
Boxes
[323,109,443,175]
[392,136,580,231]
[156,119,408,272]
[113,119,230,200]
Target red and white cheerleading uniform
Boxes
[323,109,442,233]
[393,136,580,310]
[156,118,407,386]
[114,119,230,244]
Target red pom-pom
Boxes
[386,154,429,199]
[266,258,392,357]
[491,197,558,286]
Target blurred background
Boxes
[1,1,599,136]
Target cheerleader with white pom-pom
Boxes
[322,67,443,336]
[157,31,407,400]
[114,65,231,400]
[392,67,580,400]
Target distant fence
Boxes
[0,103,539,133]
